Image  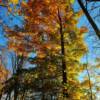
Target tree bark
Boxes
[57,8,69,97]
[58,8,67,84]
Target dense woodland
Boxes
[0,0,100,100]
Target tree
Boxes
[0,0,90,99]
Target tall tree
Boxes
[0,0,90,99]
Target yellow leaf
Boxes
[80,26,88,33]
[37,51,46,58]
[45,0,50,4]
[70,0,75,4]
[73,92,83,99]
[56,23,60,28]
[10,0,19,5]
[81,80,93,88]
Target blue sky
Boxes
[73,0,100,64]
[0,3,24,72]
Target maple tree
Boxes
[0,0,96,100]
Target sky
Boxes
[0,0,100,71]
[73,0,100,64]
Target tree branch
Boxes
[78,0,100,39]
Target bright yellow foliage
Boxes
[10,0,19,4]
[4,0,90,99]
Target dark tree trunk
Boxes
[58,8,67,84]
[57,8,69,97]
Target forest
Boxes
[0,0,100,100]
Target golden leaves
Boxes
[70,0,75,4]
[45,0,50,4]
[10,0,19,5]
[0,66,9,82]
[70,19,78,25]
[66,11,73,19]
[80,26,88,33]
[72,92,83,100]
[21,1,27,7]
[43,43,60,51]
[77,10,84,17]
[37,51,46,59]
[4,0,90,98]
[81,80,93,88]
[96,64,100,68]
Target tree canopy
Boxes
[0,0,99,100]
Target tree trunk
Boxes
[58,8,68,97]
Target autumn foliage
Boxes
[0,0,98,100]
